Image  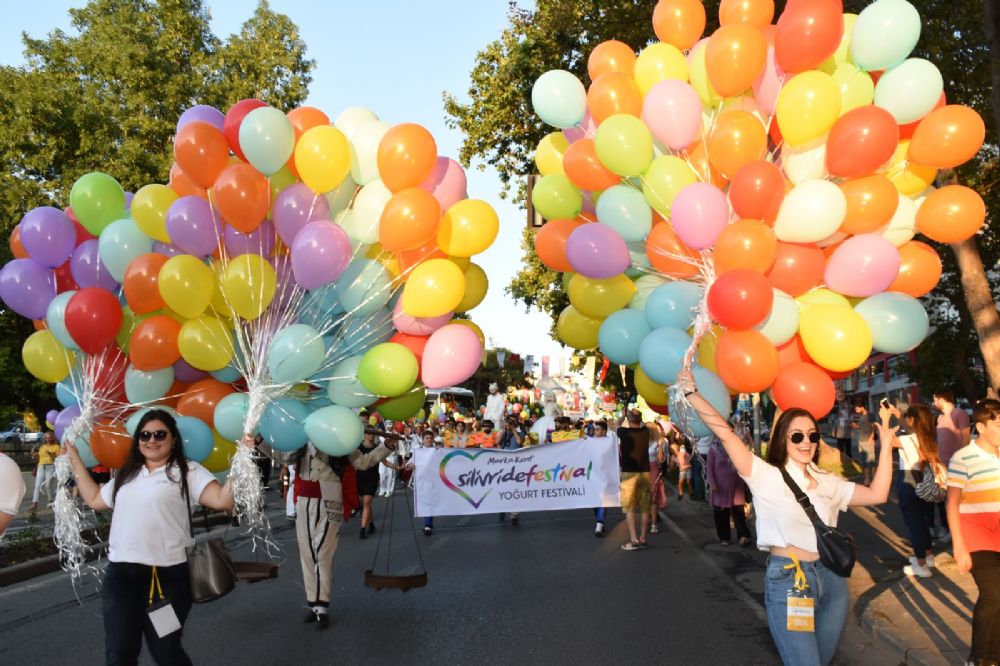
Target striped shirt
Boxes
[947,442,1000,514]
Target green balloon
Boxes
[70,172,126,236]
[376,384,426,420]
[531,174,582,220]
[358,342,419,398]
[594,114,653,177]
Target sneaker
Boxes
[925,554,936,568]
[316,613,329,629]
[304,609,320,623]
[904,557,933,578]
[423,526,432,536]
[650,524,659,534]
[594,522,605,538]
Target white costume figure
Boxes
[484,383,507,430]
[530,391,561,443]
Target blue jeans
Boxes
[691,454,706,499]
[424,517,433,528]
[764,556,849,666]
[897,475,934,559]
[593,507,606,523]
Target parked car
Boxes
[0,421,43,445]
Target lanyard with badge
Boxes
[147,566,182,637]
[784,555,815,632]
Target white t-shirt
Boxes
[648,441,660,463]
[696,436,713,456]
[898,433,922,471]
[742,457,856,553]
[0,453,26,516]
[100,461,217,566]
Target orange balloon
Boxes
[213,163,269,233]
[396,243,448,278]
[177,378,235,426]
[719,0,774,27]
[708,111,767,179]
[377,123,438,193]
[888,241,942,298]
[169,162,208,199]
[766,242,824,297]
[158,380,189,409]
[916,185,986,244]
[129,315,182,371]
[588,40,637,81]
[653,0,707,51]
[646,221,700,278]
[534,217,587,273]
[10,225,27,259]
[899,92,946,141]
[713,219,777,274]
[286,106,330,177]
[379,188,442,252]
[729,160,785,223]
[774,0,843,74]
[587,72,643,123]
[838,175,899,235]
[825,106,900,179]
[563,139,622,191]
[123,253,169,315]
[32,319,47,331]
[90,422,133,469]
[706,24,767,97]
[908,105,986,169]
[776,335,811,369]
[715,330,779,393]
[173,121,230,189]
[686,140,728,189]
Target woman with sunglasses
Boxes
[679,369,893,666]
[64,409,236,665]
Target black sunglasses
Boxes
[789,431,821,444]
[139,429,169,442]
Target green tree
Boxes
[459,348,533,406]
[0,0,314,416]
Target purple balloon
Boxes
[54,405,81,442]
[152,241,184,258]
[173,357,209,383]
[124,192,134,211]
[70,239,119,291]
[166,196,220,256]
[19,207,76,268]
[273,183,330,245]
[566,224,630,279]
[224,219,275,258]
[270,254,298,311]
[291,221,352,289]
[0,258,56,319]
[45,409,59,426]
[176,105,225,133]
[670,182,729,250]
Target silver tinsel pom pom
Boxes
[228,445,274,553]
[52,455,92,583]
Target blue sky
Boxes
[0,0,568,363]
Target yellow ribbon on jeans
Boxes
[148,566,164,607]
[783,554,810,592]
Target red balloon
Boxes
[92,346,129,402]
[54,261,79,293]
[65,209,97,244]
[825,106,899,178]
[224,98,267,162]
[389,332,430,367]
[765,242,824,297]
[774,0,844,73]
[707,269,773,329]
[729,160,785,222]
[64,288,124,354]
[772,362,836,419]
[715,330,779,392]
[776,335,810,368]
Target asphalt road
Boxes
[0,483,910,666]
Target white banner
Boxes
[414,438,621,517]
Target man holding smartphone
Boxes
[852,400,878,486]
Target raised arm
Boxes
[678,369,753,478]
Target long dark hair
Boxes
[905,403,941,468]
[112,409,189,502]
[766,408,821,467]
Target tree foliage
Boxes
[0,0,314,415]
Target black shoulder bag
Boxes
[780,468,857,578]
[184,486,237,603]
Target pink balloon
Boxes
[392,298,452,336]
[563,111,597,143]
[753,48,786,116]
[642,80,702,151]
[670,182,729,250]
[824,234,901,297]
[419,157,468,211]
[421,324,483,389]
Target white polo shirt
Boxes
[0,453,25,516]
[742,457,856,553]
[100,461,216,566]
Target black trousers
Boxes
[836,438,851,458]
[970,551,1000,662]
[713,505,751,542]
[103,561,193,666]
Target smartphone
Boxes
[879,398,891,409]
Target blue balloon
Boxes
[332,259,391,318]
[210,364,242,383]
[267,324,325,384]
[259,398,310,452]
[327,355,378,408]
[670,366,732,438]
[97,218,152,281]
[596,185,653,242]
[176,415,213,463]
[598,310,652,365]
[299,283,344,329]
[644,281,703,330]
[76,435,99,468]
[46,290,80,351]
[638,327,692,385]
[335,309,395,358]
[304,405,364,456]
[213,393,248,442]
[125,366,174,404]
[56,379,79,407]
[854,292,928,354]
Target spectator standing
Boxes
[707,438,752,547]
[691,435,712,501]
[29,431,61,513]
[617,409,653,550]
[934,389,971,541]
[851,401,878,486]
[419,432,439,535]
[833,409,852,459]
[0,452,26,537]
[587,420,616,537]
[947,399,1000,665]
[672,435,692,500]
[356,430,381,539]
[647,422,667,533]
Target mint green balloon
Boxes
[358,342,418,397]
[532,70,587,129]
[304,405,363,456]
[267,324,325,384]
[70,172,127,236]
[850,0,921,72]
[327,355,378,408]
[531,174,582,220]
[125,366,174,403]
[594,114,653,177]
[213,393,248,441]
[854,292,928,354]
[754,289,799,347]
[874,58,943,124]
[240,107,295,176]
[97,218,153,281]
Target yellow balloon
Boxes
[131,184,177,243]
[799,304,872,372]
[688,40,721,108]
[448,318,486,347]
[535,132,569,177]
[455,263,488,312]
[221,254,277,320]
[437,199,499,257]
[158,255,214,319]
[295,125,351,194]
[642,155,698,217]
[116,306,136,353]
[268,166,298,216]
[202,431,237,473]
[634,42,689,96]
[697,325,723,373]
[886,140,937,197]
[776,71,841,146]
[208,261,235,320]
[635,367,667,406]
[556,305,602,350]
[796,288,851,310]
[178,316,234,371]
[402,258,465,317]
[819,14,858,74]
[22,330,74,383]
[449,255,471,271]
[831,63,874,114]
[567,273,637,319]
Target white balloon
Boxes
[773,179,846,243]
[349,120,390,186]
[781,139,828,185]
[629,274,669,310]
[878,193,917,247]
[344,179,391,244]
[335,107,379,140]
[754,288,799,347]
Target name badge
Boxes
[787,594,815,633]
[148,600,182,638]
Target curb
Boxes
[858,588,955,666]
[0,540,108,587]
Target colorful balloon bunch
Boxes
[530,0,985,431]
